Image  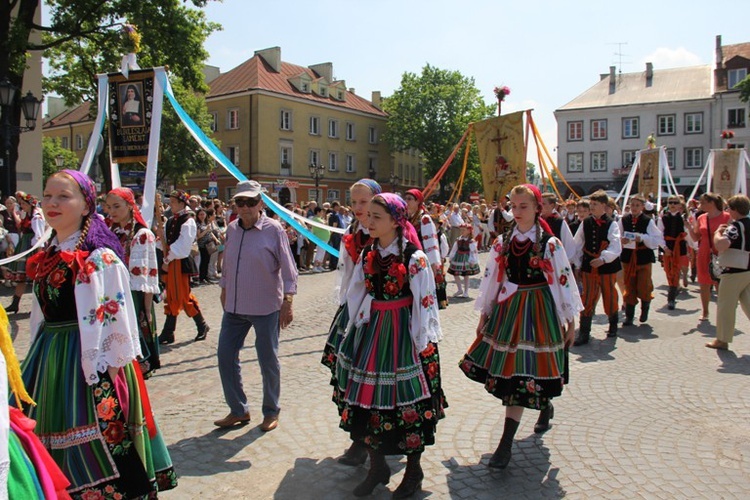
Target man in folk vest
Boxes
[541,192,576,263]
[571,190,623,345]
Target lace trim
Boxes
[40,423,99,449]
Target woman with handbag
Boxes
[707,195,750,350]
[688,193,730,322]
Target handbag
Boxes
[190,242,199,257]
[707,217,723,281]
[206,240,218,255]
[718,220,750,270]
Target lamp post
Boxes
[55,154,64,169]
[389,172,400,193]
[0,79,42,198]
[308,162,325,203]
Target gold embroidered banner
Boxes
[108,69,155,163]
[637,148,660,197]
[713,149,741,199]
[473,111,525,203]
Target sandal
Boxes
[705,340,729,350]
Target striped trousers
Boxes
[581,271,619,317]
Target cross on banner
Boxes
[490,128,511,180]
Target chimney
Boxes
[255,46,281,73]
[715,35,724,69]
[309,62,333,82]
[371,91,382,109]
[348,87,356,94]
[645,62,653,87]
[609,66,616,95]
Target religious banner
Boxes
[712,149,742,199]
[473,111,525,203]
[108,69,156,163]
[637,148,660,197]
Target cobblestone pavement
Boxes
[7,252,750,499]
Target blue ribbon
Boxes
[161,73,339,258]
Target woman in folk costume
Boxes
[3,192,45,314]
[405,188,449,309]
[321,178,381,467]
[447,223,481,298]
[16,170,177,498]
[335,193,446,498]
[0,305,71,498]
[107,187,162,377]
[459,184,582,469]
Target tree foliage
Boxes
[737,74,750,104]
[42,136,79,183]
[382,64,495,191]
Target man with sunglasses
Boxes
[215,180,298,432]
[658,196,689,310]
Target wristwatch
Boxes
[283,294,294,304]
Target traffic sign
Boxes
[207,181,218,198]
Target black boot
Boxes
[573,316,592,346]
[622,304,636,326]
[489,417,520,469]
[159,315,177,345]
[5,294,20,314]
[534,403,554,434]
[392,453,424,499]
[639,301,650,322]
[193,312,210,341]
[338,441,368,466]
[607,314,619,337]
[667,287,677,310]
[353,450,390,497]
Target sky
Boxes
[199,0,749,167]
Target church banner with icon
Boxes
[712,149,742,199]
[108,69,155,163]
[637,148,660,198]
[473,111,525,203]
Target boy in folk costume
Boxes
[658,196,689,310]
[572,190,622,345]
[541,192,576,263]
[158,190,210,344]
[618,195,663,326]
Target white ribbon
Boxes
[0,228,52,267]
[80,75,109,176]
[140,67,165,228]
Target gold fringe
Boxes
[0,305,34,407]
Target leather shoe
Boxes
[705,339,729,350]
[260,415,279,432]
[213,412,250,428]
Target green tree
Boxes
[737,74,750,103]
[382,64,495,197]
[526,161,538,185]
[1,0,220,191]
[41,137,79,183]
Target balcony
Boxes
[280,163,291,176]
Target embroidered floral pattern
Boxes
[83,292,126,326]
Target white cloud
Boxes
[641,47,703,69]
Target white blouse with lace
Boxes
[127,227,160,294]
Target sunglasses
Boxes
[668,201,680,205]
[235,197,261,208]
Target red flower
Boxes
[529,256,541,268]
[369,414,381,429]
[102,252,115,265]
[341,409,349,423]
[364,278,373,291]
[435,272,444,284]
[495,254,507,282]
[102,420,125,444]
[131,266,142,276]
[139,233,148,244]
[148,268,158,277]
[389,262,407,288]
[405,433,422,449]
[426,362,438,380]
[549,242,557,254]
[384,281,400,296]
[421,343,435,357]
[104,300,119,315]
[363,250,378,275]
[48,267,67,288]
[80,489,105,500]
[401,407,419,424]
[409,264,418,275]
[421,294,435,308]
[424,410,434,420]
[343,234,359,262]
[539,259,554,275]
[97,396,117,420]
[95,306,105,322]
[559,274,568,286]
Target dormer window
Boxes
[728,68,748,89]
[319,85,327,97]
[301,82,309,93]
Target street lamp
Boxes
[389,172,400,193]
[308,162,325,203]
[0,78,42,198]
[55,154,64,169]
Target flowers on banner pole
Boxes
[121,23,142,54]
[646,134,656,149]
[494,85,511,102]
[721,129,735,148]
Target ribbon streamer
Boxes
[0,228,52,267]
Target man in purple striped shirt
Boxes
[214,180,298,432]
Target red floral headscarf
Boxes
[108,187,147,228]
[372,193,422,250]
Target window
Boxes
[728,68,748,89]
[622,117,639,139]
[346,154,355,172]
[368,126,378,144]
[685,112,703,134]
[567,121,583,141]
[622,150,637,168]
[728,108,746,128]
[227,108,239,130]
[301,82,309,93]
[685,147,703,169]
[308,189,322,202]
[210,112,218,132]
[280,147,292,173]
[666,148,676,169]
[328,152,338,171]
[309,116,320,135]
[591,119,607,140]
[280,109,291,131]
[368,156,377,175]
[591,152,607,172]
[228,145,240,166]
[61,136,69,149]
[75,134,83,150]
[328,119,339,138]
[411,165,416,183]
[309,150,320,166]
[346,122,355,141]
[319,85,327,98]
[658,114,675,135]
[567,153,583,173]
[327,189,340,201]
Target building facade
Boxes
[555,36,749,198]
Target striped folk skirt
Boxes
[459,283,566,410]
[133,290,161,378]
[321,302,349,377]
[335,296,446,455]
[4,232,34,282]
[18,320,177,497]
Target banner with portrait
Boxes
[108,69,155,163]
[637,148,660,198]
[473,111,525,203]
[711,149,742,199]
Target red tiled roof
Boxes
[43,101,93,129]
[722,42,750,63]
[208,55,387,117]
